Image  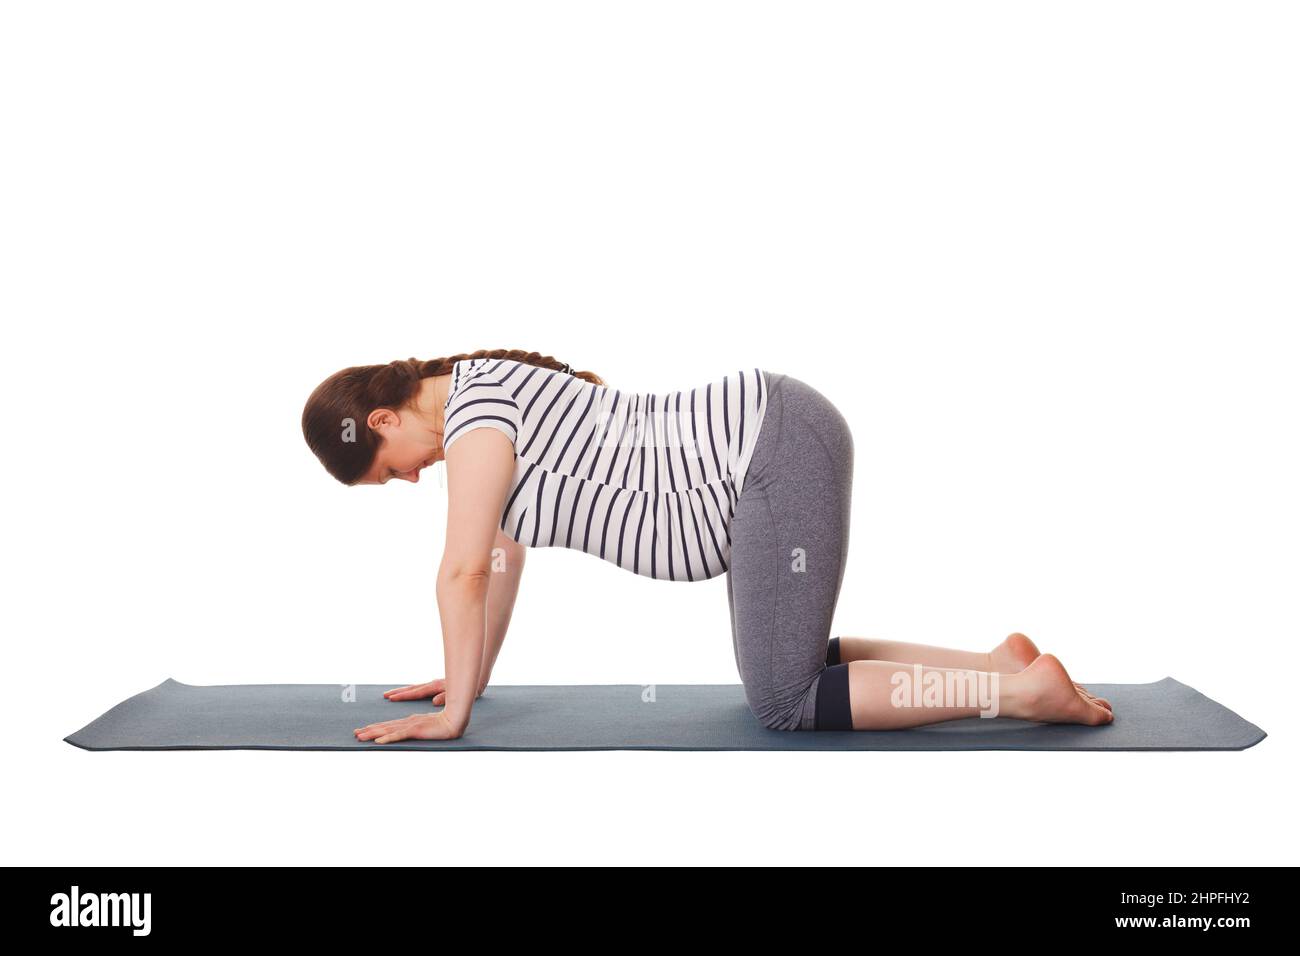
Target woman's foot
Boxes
[990,631,1040,672]
[991,632,1112,711]
[1010,653,1115,725]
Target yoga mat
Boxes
[64,676,1265,752]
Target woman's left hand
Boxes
[354,711,462,744]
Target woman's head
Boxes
[301,348,604,486]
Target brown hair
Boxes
[302,348,605,486]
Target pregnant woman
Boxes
[301,348,1114,743]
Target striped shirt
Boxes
[441,358,770,581]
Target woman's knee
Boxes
[747,701,803,732]
[752,665,854,732]
[743,677,820,732]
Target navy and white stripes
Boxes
[441,358,770,581]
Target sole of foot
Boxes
[1015,652,1115,725]
[992,632,1111,711]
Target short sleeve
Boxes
[442,372,521,455]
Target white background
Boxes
[2,1,1296,866]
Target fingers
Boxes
[377,681,447,710]
[354,718,406,741]
[356,714,446,744]
[356,715,444,744]
[383,680,447,701]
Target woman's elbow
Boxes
[437,565,491,592]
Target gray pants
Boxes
[726,371,856,731]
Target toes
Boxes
[1074,682,1112,711]
[1088,699,1115,724]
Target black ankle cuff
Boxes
[814,662,853,731]
[825,636,841,667]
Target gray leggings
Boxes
[726,371,855,731]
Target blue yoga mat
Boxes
[64,676,1266,752]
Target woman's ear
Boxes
[366,408,399,432]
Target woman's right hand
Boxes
[383,678,485,705]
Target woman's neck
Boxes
[416,374,452,453]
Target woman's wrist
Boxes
[440,710,469,738]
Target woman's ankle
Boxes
[998,671,1036,720]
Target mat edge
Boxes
[64,676,178,750]
[65,676,1267,752]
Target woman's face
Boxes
[361,405,440,485]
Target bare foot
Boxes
[1010,653,1115,725]
[991,632,1112,711]
[990,631,1041,672]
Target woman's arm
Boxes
[479,528,526,695]
[382,527,523,705]
[354,428,516,744]
[436,430,518,733]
